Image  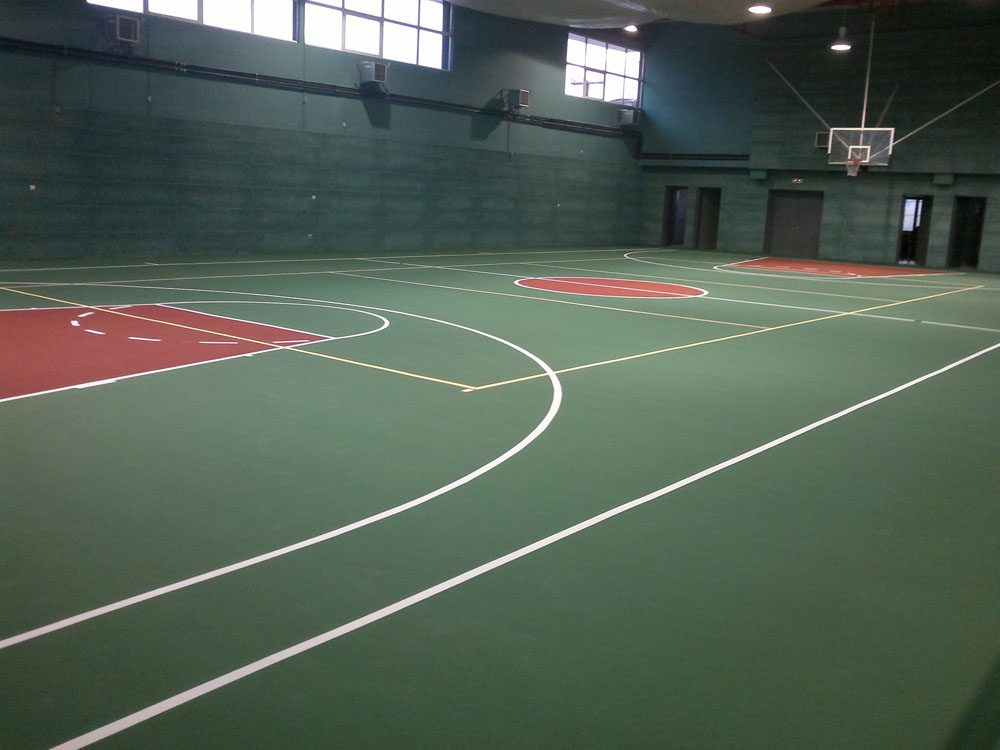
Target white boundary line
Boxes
[0,289,563,649]
[921,320,1000,334]
[49,339,1000,750]
[707,295,916,322]
[0,248,623,275]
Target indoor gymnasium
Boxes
[1,1,999,747]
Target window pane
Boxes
[419,0,443,31]
[305,3,343,49]
[345,13,381,54]
[383,21,417,63]
[604,73,624,102]
[148,0,198,20]
[88,0,143,11]
[384,0,418,25]
[254,0,294,40]
[345,0,381,15]
[418,28,443,68]
[585,39,606,71]
[625,49,642,79]
[310,0,342,5]
[584,68,604,100]
[204,0,252,32]
[606,44,626,75]
[565,64,585,97]
[566,33,586,66]
[623,77,640,105]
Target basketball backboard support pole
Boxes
[767,8,1000,176]
[892,77,1000,149]
[764,58,832,132]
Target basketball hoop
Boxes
[845,157,863,177]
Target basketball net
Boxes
[846,158,863,177]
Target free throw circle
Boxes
[515,277,707,299]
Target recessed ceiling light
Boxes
[748,4,773,14]
[624,24,639,32]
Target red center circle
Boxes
[515,277,707,299]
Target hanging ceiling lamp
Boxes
[830,25,852,51]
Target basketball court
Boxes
[2,248,999,749]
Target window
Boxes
[86,0,449,61]
[89,0,293,38]
[304,0,449,69]
[565,32,641,106]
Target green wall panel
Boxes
[641,168,1000,271]
[0,2,641,260]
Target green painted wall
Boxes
[639,23,759,157]
[641,170,1000,272]
[640,4,1000,272]
[751,5,1000,174]
[2,1,997,266]
[0,1,642,259]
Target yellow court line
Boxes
[9,255,629,289]
[13,264,444,288]
[523,261,899,303]
[0,287,473,390]
[328,271,766,329]
[468,284,984,391]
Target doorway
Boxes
[763,190,823,259]
[695,188,722,250]
[898,196,933,266]
[946,197,986,269]
[661,186,688,246]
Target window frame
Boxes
[564,32,643,107]
[87,0,453,70]
[303,0,451,69]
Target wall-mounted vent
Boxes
[110,15,140,44]
[815,131,830,149]
[502,89,531,110]
[358,61,389,85]
[616,108,641,127]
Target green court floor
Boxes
[2,248,999,749]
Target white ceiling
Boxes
[448,0,836,28]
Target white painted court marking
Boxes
[922,320,1000,334]
[48,339,1000,750]
[708,295,916,322]
[0,289,563,649]
[0,248,621,275]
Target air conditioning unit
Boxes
[358,61,389,85]
[501,89,531,110]
[107,15,140,44]
[616,107,641,127]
